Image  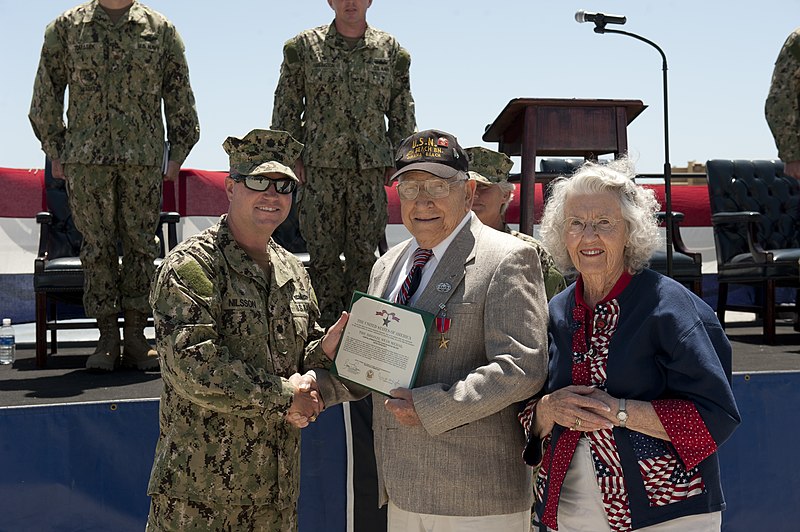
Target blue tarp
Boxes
[0,373,798,531]
[0,400,346,531]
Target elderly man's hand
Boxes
[285,372,323,428]
[322,312,349,360]
[385,387,420,426]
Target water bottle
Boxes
[0,318,15,365]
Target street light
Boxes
[576,10,674,277]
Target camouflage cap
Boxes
[465,146,513,185]
[222,129,303,181]
[394,129,468,180]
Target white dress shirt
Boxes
[384,212,473,306]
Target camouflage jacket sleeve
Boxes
[271,38,306,144]
[297,277,332,370]
[29,21,68,161]
[151,256,296,420]
[766,29,800,162]
[161,24,200,165]
[387,45,416,149]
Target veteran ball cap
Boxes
[222,129,303,181]
[394,129,469,180]
[465,146,513,185]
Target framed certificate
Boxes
[333,291,434,396]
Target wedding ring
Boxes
[574,417,582,429]
[309,415,317,423]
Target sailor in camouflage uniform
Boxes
[146,129,345,532]
[467,147,567,301]
[766,27,800,180]
[271,0,416,327]
[29,0,200,371]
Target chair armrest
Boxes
[35,212,53,260]
[656,211,700,263]
[378,232,388,256]
[710,211,771,263]
[159,211,181,251]
[159,211,181,224]
[710,211,760,225]
[655,211,685,224]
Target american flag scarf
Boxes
[540,298,706,531]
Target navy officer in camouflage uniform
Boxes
[146,129,347,531]
[271,0,416,327]
[29,0,200,371]
[766,27,800,180]
[466,147,567,300]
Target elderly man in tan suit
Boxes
[311,129,548,531]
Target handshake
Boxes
[284,311,350,428]
[285,371,324,428]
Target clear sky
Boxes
[1,0,797,175]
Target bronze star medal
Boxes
[436,304,451,349]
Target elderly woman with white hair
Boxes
[519,158,740,531]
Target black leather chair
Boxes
[706,159,800,344]
[33,159,180,368]
[539,158,703,294]
[649,212,703,296]
[538,158,585,177]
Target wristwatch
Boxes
[616,398,628,428]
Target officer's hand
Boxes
[322,312,349,360]
[385,387,421,426]
[163,160,181,182]
[285,372,323,428]
[51,158,66,180]
[294,158,306,184]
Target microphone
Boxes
[575,10,627,26]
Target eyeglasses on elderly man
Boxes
[396,177,468,200]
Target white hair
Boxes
[539,157,662,275]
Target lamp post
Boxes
[576,11,674,277]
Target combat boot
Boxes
[122,311,159,370]
[85,316,121,371]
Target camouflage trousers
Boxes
[299,166,387,326]
[64,163,162,318]
[146,494,297,532]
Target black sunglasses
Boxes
[234,175,297,194]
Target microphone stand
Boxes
[589,22,674,277]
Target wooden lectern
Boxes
[482,98,646,235]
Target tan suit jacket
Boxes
[317,216,548,516]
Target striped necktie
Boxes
[395,248,433,305]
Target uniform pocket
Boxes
[292,311,309,342]
[70,43,104,89]
[130,42,162,94]
[307,64,340,86]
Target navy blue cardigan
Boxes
[527,269,741,529]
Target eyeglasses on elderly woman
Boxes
[396,178,467,200]
[231,175,297,194]
[563,216,623,235]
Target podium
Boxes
[482,98,646,235]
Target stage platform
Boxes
[2,316,799,408]
[1,318,800,532]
